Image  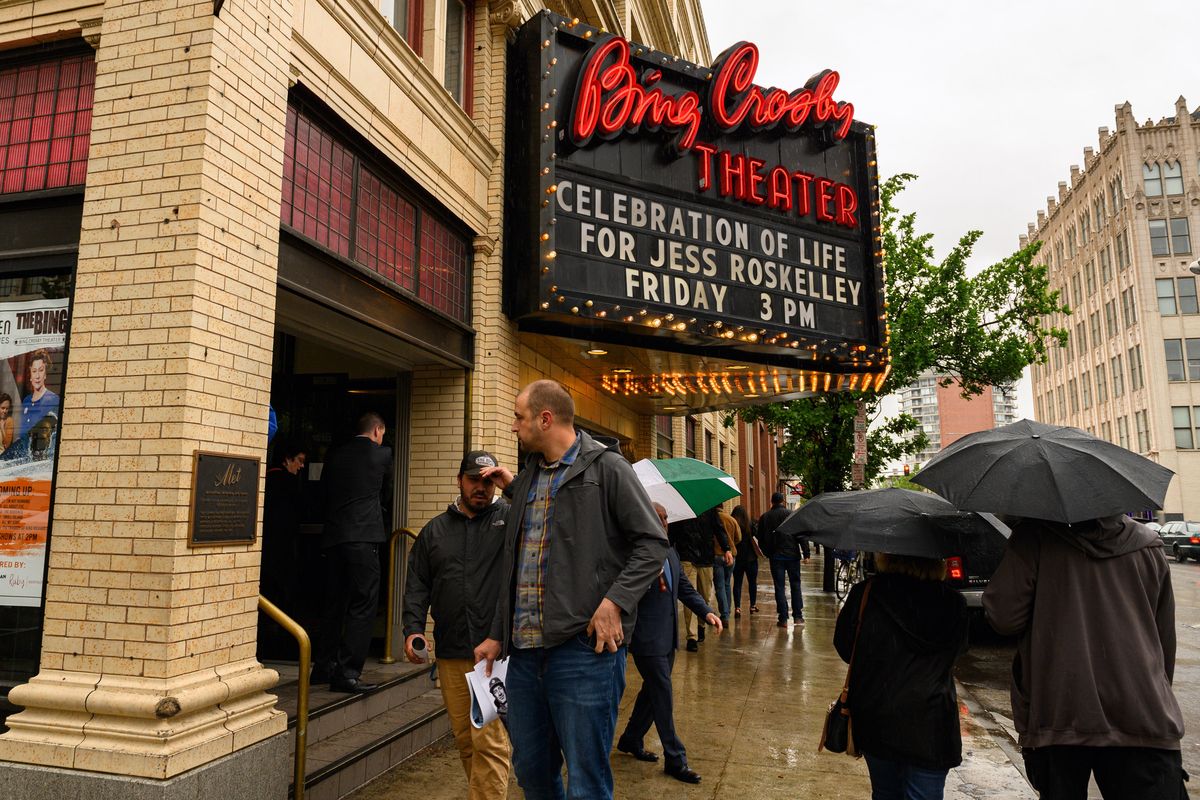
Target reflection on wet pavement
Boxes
[348,557,1033,799]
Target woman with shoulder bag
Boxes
[832,553,968,799]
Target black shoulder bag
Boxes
[819,579,873,757]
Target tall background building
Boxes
[898,371,1018,469]
[1026,97,1200,521]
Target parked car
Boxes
[1158,520,1200,563]
[943,518,1011,612]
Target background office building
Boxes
[1027,97,1200,521]
[899,370,1019,470]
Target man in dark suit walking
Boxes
[314,411,392,693]
[616,502,722,784]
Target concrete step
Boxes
[266,661,451,800]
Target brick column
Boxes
[407,365,467,530]
[0,0,293,790]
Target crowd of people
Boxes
[263,379,1188,800]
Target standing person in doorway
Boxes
[474,380,667,800]
[731,504,762,617]
[313,411,391,693]
[984,515,1188,799]
[616,502,721,785]
[403,450,512,800]
[259,438,307,657]
[758,492,809,626]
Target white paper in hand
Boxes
[466,657,509,729]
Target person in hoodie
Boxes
[834,552,968,798]
[474,380,667,800]
[983,515,1188,799]
[402,450,512,799]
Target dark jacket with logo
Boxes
[630,546,713,657]
[320,436,391,547]
[490,431,668,655]
[983,515,1184,750]
[834,573,968,771]
[402,499,509,660]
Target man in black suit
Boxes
[616,502,722,784]
[313,411,391,693]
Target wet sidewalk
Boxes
[348,558,1035,799]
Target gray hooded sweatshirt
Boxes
[983,515,1184,750]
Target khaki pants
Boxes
[437,657,512,800]
[680,563,714,640]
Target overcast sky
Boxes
[699,0,1199,418]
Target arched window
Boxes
[1164,160,1184,195]
[1143,162,1163,197]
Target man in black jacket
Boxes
[668,509,729,651]
[313,412,391,692]
[474,380,666,800]
[617,502,721,784]
[403,450,511,799]
[758,492,809,626]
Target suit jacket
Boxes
[630,546,713,657]
[320,436,392,547]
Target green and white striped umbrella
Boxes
[633,457,742,523]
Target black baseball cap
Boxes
[459,450,498,477]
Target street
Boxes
[955,560,1200,789]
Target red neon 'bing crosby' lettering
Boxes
[570,37,855,149]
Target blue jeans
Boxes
[733,558,759,608]
[769,558,803,622]
[712,557,732,618]
[506,634,627,800]
[865,754,949,800]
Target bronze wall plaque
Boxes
[188,450,260,547]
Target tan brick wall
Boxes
[407,364,467,530]
[0,0,293,778]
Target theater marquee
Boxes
[504,12,889,406]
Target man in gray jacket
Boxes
[984,514,1188,799]
[474,380,667,800]
[402,450,511,799]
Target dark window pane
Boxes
[1170,218,1191,255]
[418,213,470,323]
[1149,219,1170,257]
[355,168,418,293]
[1165,338,1185,381]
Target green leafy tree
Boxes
[728,173,1068,497]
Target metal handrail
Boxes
[259,594,310,800]
[380,527,419,665]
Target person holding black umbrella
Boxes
[833,553,968,797]
[914,419,1188,799]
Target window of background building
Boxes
[1089,311,1101,347]
[719,442,726,471]
[1081,372,1092,409]
[1136,410,1150,452]
[1102,420,1112,442]
[1105,300,1117,338]
[1095,197,1106,230]
[1118,415,1130,450]
[1117,230,1130,269]
[1111,354,1125,397]
[1150,220,1170,257]
[1187,338,1200,381]
[704,430,714,464]
[1129,345,1145,391]
[1113,173,1124,209]
[1057,386,1067,418]
[1180,407,1200,450]
[685,416,697,459]
[1081,214,1090,245]
[1096,363,1107,404]
[1068,227,1077,258]
[1100,247,1112,284]
[1069,378,1079,414]
[443,0,474,111]
[1157,278,1178,315]
[1171,219,1191,254]
[655,415,673,459]
[1056,240,1065,266]
[1122,286,1137,327]
[1144,162,1163,197]
[1071,274,1082,310]
[1084,261,1096,295]
[1180,277,1199,314]
[1074,321,1087,355]
[1164,161,1184,196]
[1165,339,1185,381]
[388,0,424,54]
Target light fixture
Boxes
[728,365,748,370]
[586,347,608,355]
[613,367,632,374]
[744,393,760,398]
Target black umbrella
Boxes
[777,488,1011,559]
[911,418,1175,524]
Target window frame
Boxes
[1144,162,1163,197]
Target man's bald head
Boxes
[652,502,669,531]
[522,379,575,427]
